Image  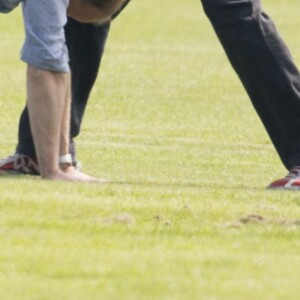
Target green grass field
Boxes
[1,1,300,299]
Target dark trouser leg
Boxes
[66,18,110,160]
[201,0,300,170]
[16,18,110,160]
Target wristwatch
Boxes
[59,154,73,165]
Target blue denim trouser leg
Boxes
[201,0,300,169]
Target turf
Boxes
[1,1,300,299]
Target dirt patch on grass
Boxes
[103,213,136,226]
[222,214,300,229]
[154,214,172,226]
[239,214,265,224]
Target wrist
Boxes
[59,154,73,164]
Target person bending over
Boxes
[0,0,127,181]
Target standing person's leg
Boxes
[201,0,300,188]
[0,20,111,174]
[65,0,130,152]
[66,18,111,160]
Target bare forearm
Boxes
[27,65,70,178]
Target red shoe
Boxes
[267,167,300,190]
[0,153,39,175]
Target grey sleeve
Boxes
[21,0,70,72]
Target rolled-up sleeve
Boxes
[21,0,70,72]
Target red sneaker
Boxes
[0,153,39,175]
[267,167,300,190]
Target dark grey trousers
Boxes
[201,0,300,169]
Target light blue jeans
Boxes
[1,0,70,72]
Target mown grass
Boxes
[1,1,300,299]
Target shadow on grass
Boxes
[110,180,265,191]
[0,173,269,191]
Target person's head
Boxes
[68,0,126,24]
